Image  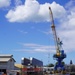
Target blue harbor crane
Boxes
[49,7,66,72]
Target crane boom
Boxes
[49,7,60,54]
[49,7,66,72]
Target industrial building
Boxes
[21,57,43,67]
[0,54,43,75]
[30,57,43,67]
[21,57,30,66]
[21,57,43,75]
[0,54,16,74]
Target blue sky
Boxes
[0,0,75,65]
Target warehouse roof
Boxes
[0,54,13,58]
[0,58,10,62]
[15,64,26,69]
[0,54,15,62]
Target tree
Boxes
[47,63,54,67]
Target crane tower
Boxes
[49,7,66,72]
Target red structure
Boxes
[21,57,43,75]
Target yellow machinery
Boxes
[49,7,66,73]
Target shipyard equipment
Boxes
[49,7,66,73]
[21,57,43,75]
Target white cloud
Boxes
[5,0,75,53]
[57,1,75,52]
[6,0,66,22]
[0,0,11,8]
[16,43,55,53]
[38,29,51,35]
[18,30,28,34]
